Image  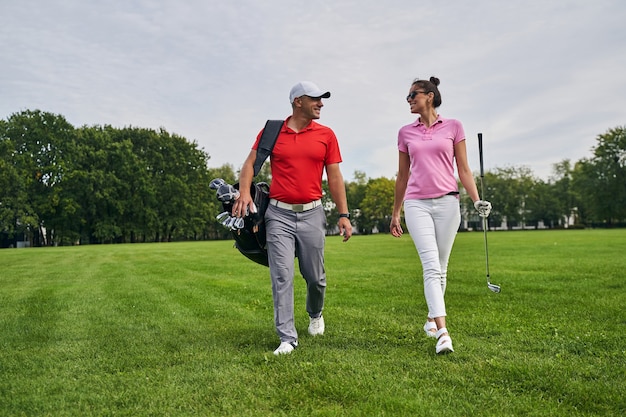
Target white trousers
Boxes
[404,196,460,319]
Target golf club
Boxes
[217,183,240,203]
[233,217,245,229]
[478,133,501,293]
[216,211,230,222]
[221,215,233,227]
[209,178,225,190]
[225,216,237,229]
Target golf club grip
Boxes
[478,133,484,177]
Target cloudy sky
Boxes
[2,0,624,181]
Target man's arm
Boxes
[326,163,352,242]
[232,150,257,217]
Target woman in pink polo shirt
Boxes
[390,76,492,354]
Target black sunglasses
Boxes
[406,91,428,100]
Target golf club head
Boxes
[216,211,230,222]
[488,283,501,293]
[209,178,225,190]
[217,184,240,202]
[233,217,245,229]
[225,216,237,229]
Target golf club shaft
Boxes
[478,133,496,291]
[479,174,490,281]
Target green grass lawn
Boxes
[1,230,625,416]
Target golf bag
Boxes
[219,181,270,266]
[211,120,282,267]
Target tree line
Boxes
[1,110,624,247]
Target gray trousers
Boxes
[265,204,327,343]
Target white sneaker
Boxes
[308,315,325,336]
[423,321,437,338]
[435,328,454,354]
[273,341,298,355]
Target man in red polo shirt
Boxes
[233,81,352,355]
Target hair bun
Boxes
[429,76,440,86]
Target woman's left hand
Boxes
[390,217,403,238]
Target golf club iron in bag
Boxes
[210,178,270,266]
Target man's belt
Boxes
[269,198,322,213]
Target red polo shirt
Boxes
[253,118,342,203]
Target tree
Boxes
[346,170,368,233]
[62,126,114,243]
[524,179,561,228]
[571,127,626,226]
[360,177,395,234]
[480,166,535,229]
[1,113,219,245]
[0,110,78,245]
[547,160,580,227]
[579,126,626,224]
[0,124,38,246]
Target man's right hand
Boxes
[232,149,258,218]
[232,193,255,218]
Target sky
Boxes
[2,0,625,182]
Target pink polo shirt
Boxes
[397,116,465,200]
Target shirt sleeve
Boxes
[398,126,408,153]
[453,120,466,145]
[251,129,263,150]
[325,129,343,165]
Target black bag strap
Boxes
[253,119,283,177]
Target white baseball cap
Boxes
[289,81,331,103]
